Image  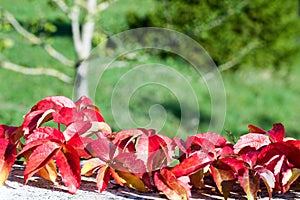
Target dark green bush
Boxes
[126,0,300,69]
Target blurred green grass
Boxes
[0,0,299,140]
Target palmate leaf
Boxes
[0,138,17,186]
[171,151,213,177]
[86,137,114,163]
[23,141,61,184]
[186,132,227,154]
[26,127,65,143]
[53,107,84,126]
[31,96,75,112]
[55,145,81,194]
[113,152,146,174]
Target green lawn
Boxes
[1,0,299,140]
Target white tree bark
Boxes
[73,0,97,100]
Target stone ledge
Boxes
[0,165,299,200]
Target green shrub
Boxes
[126,0,300,69]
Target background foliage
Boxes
[0,0,299,140]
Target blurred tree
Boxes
[127,0,300,71]
[0,0,113,99]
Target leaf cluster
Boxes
[1,95,300,199]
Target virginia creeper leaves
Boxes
[1,95,300,200]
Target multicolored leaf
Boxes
[210,165,235,199]
[55,145,81,194]
[0,138,17,186]
[24,141,60,184]
[154,168,190,200]
[96,164,111,192]
[115,170,148,192]
[233,133,270,154]
[238,169,259,200]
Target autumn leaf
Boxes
[210,165,235,199]
[96,164,111,192]
[55,145,81,194]
[171,151,213,177]
[238,168,259,200]
[154,168,190,200]
[0,138,17,186]
[233,133,270,154]
[23,141,61,184]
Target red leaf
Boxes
[75,96,94,110]
[81,109,105,122]
[26,127,65,144]
[67,137,92,158]
[254,166,275,198]
[238,169,259,200]
[219,157,246,173]
[53,107,84,126]
[113,152,146,174]
[96,164,111,192]
[233,133,270,154]
[210,165,235,199]
[22,110,46,135]
[136,133,174,168]
[154,168,190,200]
[31,95,75,112]
[63,121,92,141]
[24,141,60,184]
[154,172,183,200]
[186,132,227,155]
[171,151,213,177]
[86,137,115,162]
[248,124,266,134]
[0,138,17,186]
[55,145,81,194]
[0,125,18,139]
[267,123,285,142]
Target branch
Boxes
[69,0,82,58]
[51,0,69,14]
[201,41,261,82]
[195,0,249,33]
[3,10,74,67]
[43,44,75,66]
[81,0,97,59]
[3,10,41,45]
[218,41,260,72]
[96,1,110,12]
[0,60,72,83]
